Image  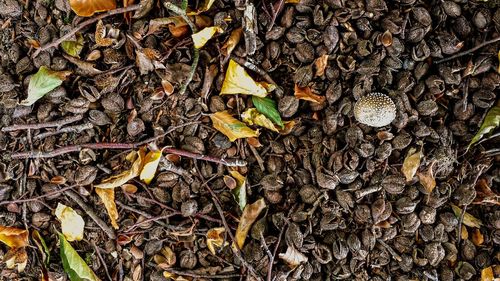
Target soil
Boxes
[0,0,499,280]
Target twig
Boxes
[64,189,116,239]
[33,122,93,140]
[0,185,75,206]
[32,5,141,57]
[267,223,285,281]
[2,114,83,132]
[456,205,467,250]
[116,201,170,228]
[164,147,247,167]
[267,0,285,32]
[230,55,277,85]
[435,35,500,64]
[92,241,113,281]
[162,0,199,95]
[163,268,241,279]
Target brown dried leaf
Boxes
[69,0,117,17]
[417,164,436,194]
[4,247,28,272]
[314,54,329,77]
[221,28,243,57]
[294,84,325,104]
[62,54,103,76]
[206,227,228,255]
[472,228,484,246]
[95,20,114,47]
[154,246,176,269]
[279,245,308,269]
[234,198,266,249]
[0,226,28,248]
[401,148,422,182]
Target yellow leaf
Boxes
[241,108,279,132]
[285,0,301,3]
[221,28,243,57]
[229,170,247,210]
[69,0,117,17]
[163,272,191,281]
[192,26,223,49]
[461,225,468,240]
[417,165,436,194]
[140,150,162,184]
[220,60,268,97]
[55,203,85,241]
[278,120,296,135]
[279,245,308,269]
[94,148,146,189]
[451,204,483,228]
[234,198,266,249]
[95,188,119,229]
[95,20,114,47]
[294,84,326,104]
[154,246,176,269]
[314,54,329,77]
[481,266,495,281]
[210,111,258,142]
[401,148,422,182]
[206,227,228,255]
[0,226,28,248]
[187,0,216,15]
[472,228,484,246]
[4,247,28,273]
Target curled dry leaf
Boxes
[154,246,176,269]
[192,26,223,49]
[241,108,279,132]
[481,266,494,281]
[140,150,162,184]
[381,30,393,47]
[95,188,119,229]
[451,204,483,228]
[279,245,308,269]
[230,170,247,210]
[210,111,258,142]
[21,66,71,106]
[63,54,103,76]
[187,0,215,15]
[55,203,85,241]
[468,105,500,149]
[69,0,117,17]
[314,54,329,77]
[234,198,266,249]
[4,247,28,272]
[221,28,243,57]
[94,148,145,189]
[472,228,484,246]
[61,33,84,58]
[206,227,228,255]
[278,120,297,135]
[417,164,436,194]
[294,84,326,104]
[59,233,101,281]
[0,226,28,248]
[246,137,262,147]
[95,20,114,47]
[401,148,422,182]
[220,60,268,97]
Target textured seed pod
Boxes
[354,92,396,127]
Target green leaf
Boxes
[229,170,247,211]
[59,233,101,281]
[451,204,483,228]
[32,230,50,265]
[21,67,71,106]
[468,105,500,149]
[252,96,284,128]
[61,33,84,58]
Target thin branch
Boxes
[230,55,277,85]
[33,122,93,141]
[0,185,76,206]
[163,147,247,167]
[92,241,113,281]
[267,224,285,281]
[2,114,83,132]
[435,35,500,64]
[163,268,241,279]
[32,5,141,58]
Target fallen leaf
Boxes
[481,266,495,281]
[154,246,176,269]
[474,178,500,205]
[234,198,266,249]
[62,54,103,76]
[401,148,422,182]
[55,203,85,242]
[221,28,243,57]
[0,226,28,248]
[69,0,116,17]
[417,165,436,194]
[163,272,191,281]
[468,105,500,149]
[148,15,212,37]
[472,228,484,246]
[241,108,279,132]
[140,150,162,184]
[95,20,114,47]
[61,33,84,57]
[279,245,308,269]
[94,148,146,189]
[95,188,119,229]
[123,0,135,24]
[252,96,284,128]
[3,247,28,272]
[230,170,247,211]
[220,60,268,97]
[192,26,223,49]
[278,120,297,135]
[59,233,101,281]
[32,230,50,265]
[461,225,468,240]
[314,54,329,77]
[206,227,228,255]
[20,66,71,106]
[294,84,326,104]
[451,204,483,228]
[246,137,262,147]
[285,0,301,3]
[135,49,154,75]
[210,111,258,142]
[187,0,215,15]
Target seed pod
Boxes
[354,92,396,127]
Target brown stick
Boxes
[267,224,285,281]
[163,268,241,279]
[163,147,247,167]
[2,114,83,132]
[32,5,141,58]
[0,185,76,206]
[230,55,277,85]
[435,35,500,64]
[33,122,93,140]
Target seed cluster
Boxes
[354,92,396,127]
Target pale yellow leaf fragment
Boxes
[451,204,483,228]
[95,188,119,229]
[401,148,422,182]
[279,245,308,269]
[210,111,258,142]
[314,54,329,77]
[206,227,228,255]
[234,198,266,249]
[241,108,279,132]
[55,203,85,241]
[192,26,223,49]
[220,60,268,97]
[94,148,146,189]
[0,226,28,248]
[221,28,243,57]
[140,150,162,184]
[481,266,494,281]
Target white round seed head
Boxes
[354,92,396,127]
